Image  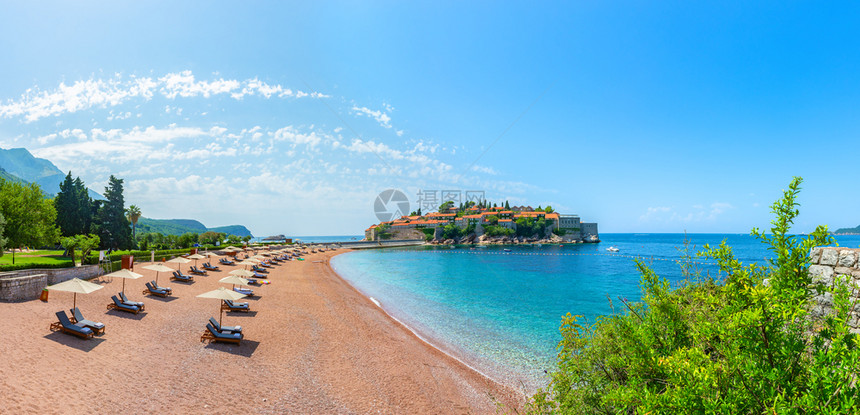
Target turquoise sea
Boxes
[331,233,860,392]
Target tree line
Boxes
[0,172,249,264]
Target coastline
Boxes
[0,248,524,413]
[329,250,528,393]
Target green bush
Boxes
[0,261,75,271]
[529,177,859,414]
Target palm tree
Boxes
[126,205,142,241]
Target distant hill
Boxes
[834,225,860,235]
[0,167,26,183]
[0,147,103,199]
[136,217,253,237]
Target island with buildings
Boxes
[365,201,599,244]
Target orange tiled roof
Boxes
[499,219,513,222]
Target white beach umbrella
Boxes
[46,278,104,309]
[197,287,247,325]
[142,263,175,285]
[167,257,192,272]
[105,268,143,292]
[229,269,256,278]
[219,275,251,290]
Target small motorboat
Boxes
[503,248,512,252]
[607,246,619,252]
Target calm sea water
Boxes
[330,233,860,392]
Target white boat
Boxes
[607,246,619,252]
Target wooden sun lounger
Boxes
[143,281,171,297]
[190,266,207,276]
[50,311,94,339]
[202,262,220,271]
[171,271,194,282]
[70,307,105,335]
[107,295,140,314]
[221,300,250,312]
[119,292,145,311]
[200,323,242,344]
[209,317,242,334]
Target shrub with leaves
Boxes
[529,177,859,414]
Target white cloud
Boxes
[352,105,392,129]
[0,71,329,122]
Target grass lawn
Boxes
[0,250,73,266]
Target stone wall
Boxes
[0,274,47,301]
[0,265,102,302]
[808,247,860,334]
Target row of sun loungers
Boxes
[202,262,220,271]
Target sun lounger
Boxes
[208,317,242,334]
[251,266,268,273]
[171,271,194,282]
[50,311,94,339]
[219,258,235,266]
[221,299,250,312]
[252,271,267,279]
[143,281,171,297]
[202,262,220,271]
[260,262,273,268]
[247,279,260,286]
[200,323,242,344]
[190,265,207,276]
[107,295,140,314]
[233,287,254,296]
[69,307,105,335]
[119,292,145,311]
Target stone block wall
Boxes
[0,274,47,301]
[808,247,860,334]
[0,265,102,301]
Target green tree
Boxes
[0,180,61,263]
[226,234,242,244]
[530,177,859,414]
[55,172,93,236]
[125,205,142,242]
[92,175,132,250]
[198,231,226,245]
[178,232,199,248]
[544,205,553,213]
[438,200,454,212]
[242,235,252,243]
[60,234,99,265]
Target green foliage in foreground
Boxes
[529,177,859,414]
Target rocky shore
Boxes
[428,233,599,245]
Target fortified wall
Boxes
[808,247,860,334]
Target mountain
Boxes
[0,167,26,183]
[136,217,253,237]
[0,147,103,199]
[834,225,860,235]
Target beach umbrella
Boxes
[229,269,256,278]
[219,275,251,290]
[235,260,258,270]
[142,263,174,285]
[204,252,221,258]
[104,268,143,292]
[187,253,206,266]
[167,257,191,272]
[46,278,104,310]
[197,287,247,325]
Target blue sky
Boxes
[1,1,858,236]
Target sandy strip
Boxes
[0,249,524,414]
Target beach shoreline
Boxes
[0,248,524,414]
